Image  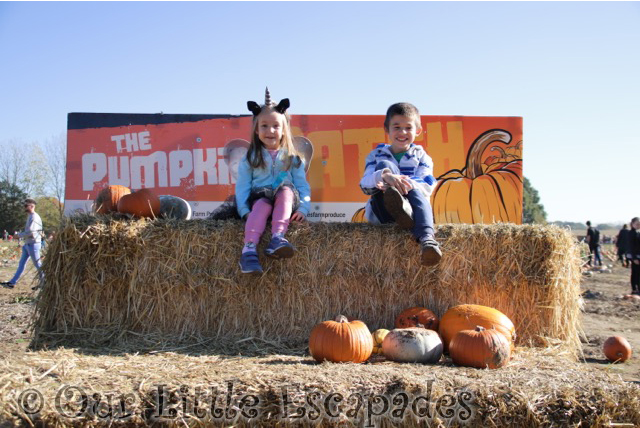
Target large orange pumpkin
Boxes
[439,304,516,352]
[94,185,131,214]
[309,315,373,363]
[449,326,511,369]
[395,307,439,331]
[432,130,523,224]
[117,189,161,218]
[603,336,632,363]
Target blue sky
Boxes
[1,2,639,223]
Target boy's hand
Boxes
[291,211,306,222]
[382,172,413,195]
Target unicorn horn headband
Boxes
[247,87,290,116]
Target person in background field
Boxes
[615,224,630,268]
[359,102,441,266]
[235,88,311,274]
[1,199,44,290]
[626,217,640,295]
[585,220,602,267]
[3,230,7,241]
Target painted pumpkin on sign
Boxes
[351,207,367,223]
[432,130,523,224]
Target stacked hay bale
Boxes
[33,216,582,355]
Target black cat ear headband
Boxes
[247,87,290,116]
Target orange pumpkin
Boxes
[94,185,131,214]
[309,315,373,363]
[351,207,367,223]
[117,189,161,218]
[439,304,516,353]
[395,307,439,331]
[432,130,523,224]
[603,336,632,363]
[449,326,511,369]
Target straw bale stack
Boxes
[32,216,583,355]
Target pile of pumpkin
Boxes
[310,305,634,367]
[309,304,515,369]
[94,185,192,220]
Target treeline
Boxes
[0,135,66,234]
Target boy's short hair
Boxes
[384,103,421,131]
[24,198,36,206]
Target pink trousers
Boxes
[244,187,294,245]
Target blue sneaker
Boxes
[264,236,295,259]
[239,251,263,274]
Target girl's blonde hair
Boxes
[247,106,301,171]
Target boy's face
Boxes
[632,219,640,230]
[386,115,422,154]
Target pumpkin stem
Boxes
[335,315,349,323]
[464,130,512,179]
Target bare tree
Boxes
[0,139,47,197]
[42,133,67,218]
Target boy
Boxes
[359,103,441,266]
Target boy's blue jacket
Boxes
[235,148,311,218]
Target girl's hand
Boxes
[382,172,413,195]
[290,211,306,222]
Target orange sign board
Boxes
[66,113,523,223]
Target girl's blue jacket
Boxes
[235,148,311,218]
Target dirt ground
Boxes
[0,241,638,380]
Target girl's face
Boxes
[256,111,284,150]
[632,219,640,230]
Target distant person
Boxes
[3,230,7,241]
[616,224,630,267]
[627,217,640,295]
[1,199,44,290]
[585,220,602,267]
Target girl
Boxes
[236,88,311,274]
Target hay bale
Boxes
[32,216,582,355]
